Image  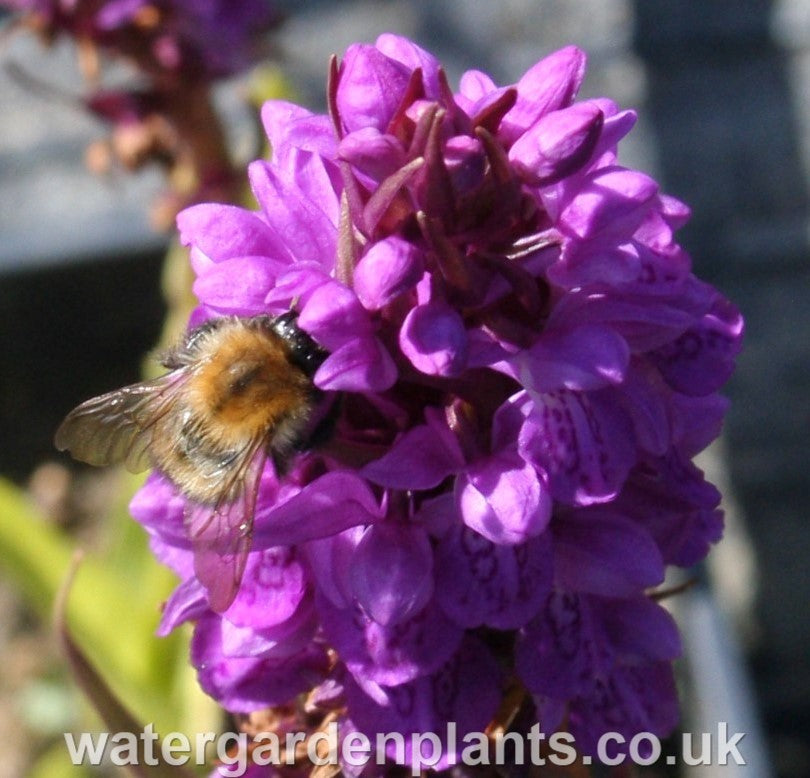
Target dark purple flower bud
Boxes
[399,301,469,377]
[375,33,442,99]
[509,102,604,186]
[353,236,424,310]
[444,135,487,195]
[500,45,588,143]
[456,69,498,109]
[336,44,412,133]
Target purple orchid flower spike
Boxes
[127,33,742,772]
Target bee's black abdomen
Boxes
[269,312,328,377]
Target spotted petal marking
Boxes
[520,389,635,505]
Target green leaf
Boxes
[28,740,93,778]
[55,555,198,778]
[0,477,196,734]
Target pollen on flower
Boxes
[129,32,742,772]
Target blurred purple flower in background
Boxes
[1,0,278,81]
[1,0,281,223]
[130,34,743,770]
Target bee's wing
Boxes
[185,440,267,613]
[54,371,188,473]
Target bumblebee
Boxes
[55,313,327,611]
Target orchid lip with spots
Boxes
[128,33,743,771]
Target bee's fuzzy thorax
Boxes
[184,319,316,448]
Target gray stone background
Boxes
[1,0,809,775]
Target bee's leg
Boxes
[295,395,341,453]
[270,447,290,477]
